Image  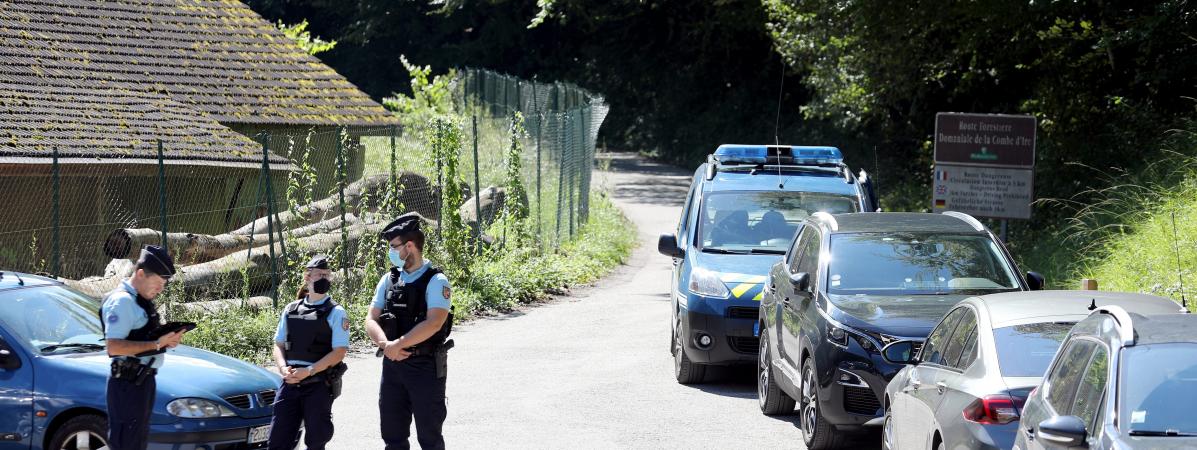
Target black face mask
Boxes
[312,278,332,295]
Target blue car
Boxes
[0,272,282,450]
[658,144,877,384]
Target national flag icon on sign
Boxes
[934,199,947,207]
[937,169,948,181]
[936,185,947,195]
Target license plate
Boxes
[248,425,271,444]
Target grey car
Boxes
[1014,306,1197,450]
[880,291,1184,450]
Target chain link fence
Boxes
[0,68,607,309]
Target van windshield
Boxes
[699,191,858,253]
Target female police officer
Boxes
[365,212,453,450]
[267,255,349,450]
[102,245,185,450]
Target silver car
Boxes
[879,290,1185,450]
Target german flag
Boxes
[934,199,947,207]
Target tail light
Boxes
[963,394,1026,425]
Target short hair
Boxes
[400,229,425,252]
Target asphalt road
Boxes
[328,154,881,449]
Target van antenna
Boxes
[1171,210,1189,312]
[774,61,786,189]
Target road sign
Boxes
[933,113,1036,221]
[931,164,1033,220]
[934,113,1036,168]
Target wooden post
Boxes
[1080,279,1099,290]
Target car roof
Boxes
[701,165,860,196]
[1126,313,1197,345]
[821,212,983,234]
[972,290,1185,328]
[0,271,58,292]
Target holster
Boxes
[111,359,156,386]
[434,339,454,379]
[325,362,348,400]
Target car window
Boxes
[0,286,105,354]
[1120,343,1197,434]
[1072,344,1109,431]
[993,322,1074,377]
[921,307,967,365]
[792,230,821,282]
[1047,339,1099,414]
[699,191,856,253]
[785,224,806,266]
[954,323,980,370]
[678,176,699,238]
[941,308,977,369]
[825,232,1021,295]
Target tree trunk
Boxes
[104,214,361,265]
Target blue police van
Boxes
[658,145,877,384]
[0,272,281,449]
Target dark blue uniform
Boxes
[373,260,453,450]
[267,293,349,450]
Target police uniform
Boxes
[374,214,454,450]
[268,256,349,450]
[101,245,173,450]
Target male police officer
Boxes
[365,213,453,450]
[268,255,349,450]
[102,245,185,450]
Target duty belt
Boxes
[111,358,156,386]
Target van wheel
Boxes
[48,415,109,450]
[757,333,795,415]
[801,359,846,449]
[673,317,706,384]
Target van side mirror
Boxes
[657,234,684,259]
[0,338,21,370]
[881,341,919,365]
[1026,271,1045,291]
[789,272,810,292]
[1036,415,1087,448]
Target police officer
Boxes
[102,245,184,450]
[365,212,454,450]
[268,255,349,450]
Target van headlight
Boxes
[167,398,236,418]
[688,267,730,298]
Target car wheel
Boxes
[882,402,896,450]
[758,333,795,415]
[673,316,706,384]
[49,415,109,450]
[801,358,846,450]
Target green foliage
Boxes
[276,20,337,55]
[382,57,456,128]
[427,116,471,280]
[503,112,531,222]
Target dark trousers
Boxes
[268,379,334,450]
[106,375,156,450]
[380,356,447,450]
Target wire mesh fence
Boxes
[0,68,608,309]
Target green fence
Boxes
[0,68,607,308]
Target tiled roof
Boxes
[0,0,398,127]
[0,80,289,165]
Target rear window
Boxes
[993,322,1074,377]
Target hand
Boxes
[277,365,292,377]
[283,366,311,384]
[159,330,184,349]
[383,340,411,362]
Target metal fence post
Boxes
[157,140,168,248]
[472,116,483,254]
[51,146,60,276]
[556,114,565,244]
[533,83,543,241]
[262,133,280,307]
[390,125,398,212]
[567,114,575,238]
[336,126,348,279]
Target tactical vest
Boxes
[99,292,161,342]
[385,265,452,354]
[284,298,338,364]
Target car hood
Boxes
[693,251,782,301]
[43,346,281,412]
[827,294,970,337]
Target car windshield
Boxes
[1120,343,1197,434]
[993,322,1074,377]
[826,233,1021,295]
[699,191,857,253]
[0,286,106,355]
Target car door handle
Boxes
[936,381,947,394]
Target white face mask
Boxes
[389,248,404,267]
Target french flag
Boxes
[937,169,948,181]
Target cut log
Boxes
[104,214,361,265]
[229,172,435,235]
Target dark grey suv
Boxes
[1014,306,1197,450]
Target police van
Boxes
[658,145,877,384]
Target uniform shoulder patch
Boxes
[442,285,452,300]
[342,318,350,331]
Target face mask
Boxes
[312,278,331,295]
[388,248,404,267]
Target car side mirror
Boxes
[881,341,919,365]
[1036,415,1087,448]
[1026,271,1045,291]
[657,234,684,259]
[0,338,20,370]
[789,272,810,292]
